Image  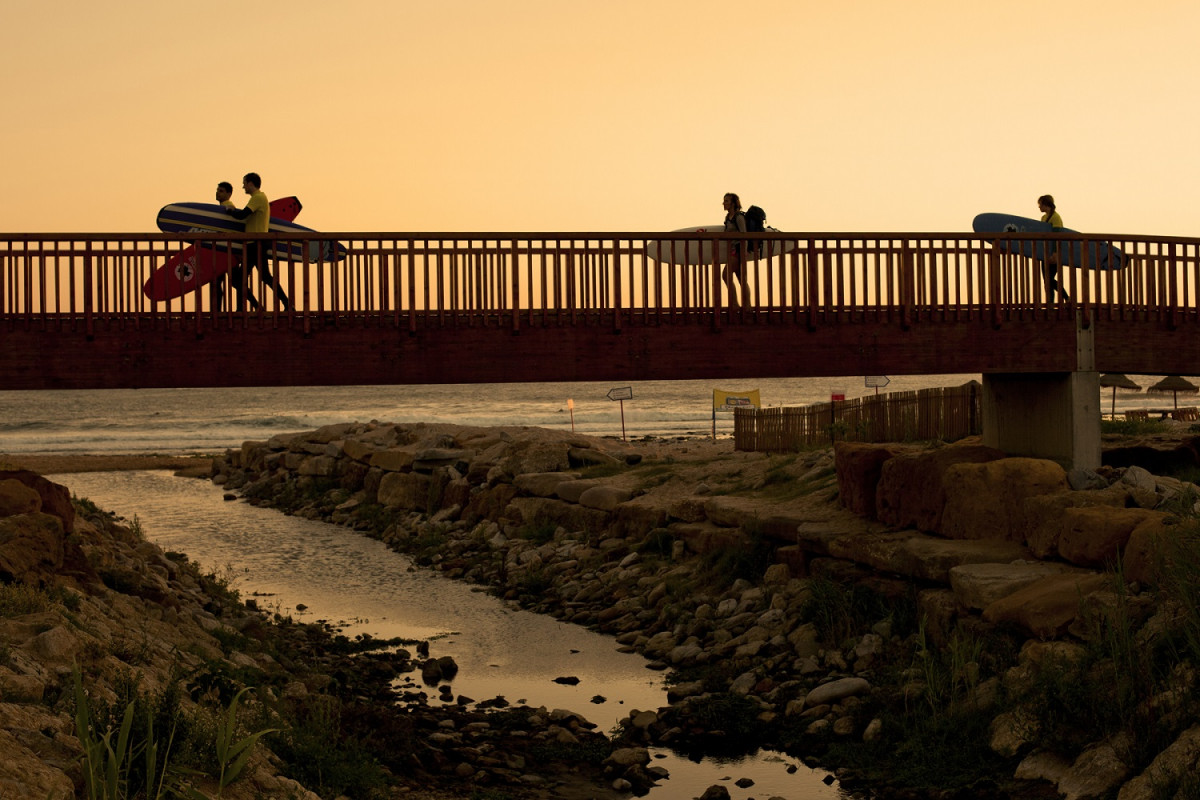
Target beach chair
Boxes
[1172,406,1199,422]
[1125,409,1149,422]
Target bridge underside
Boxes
[1,316,1193,390]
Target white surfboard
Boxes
[645,224,794,266]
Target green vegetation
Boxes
[698,525,775,588]
[72,665,277,800]
[799,575,916,648]
[514,513,558,545]
[0,583,58,617]
[1101,418,1171,436]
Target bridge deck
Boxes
[3,231,1198,389]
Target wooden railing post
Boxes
[510,238,520,332]
[83,240,94,338]
[900,242,913,329]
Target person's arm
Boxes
[736,212,747,233]
[226,206,252,220]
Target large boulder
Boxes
[0,513,66,585]
[939,458,1069,541]
[1122,515,1181,586]
[501,441,572,476]
[378,472,431,511]
[875,444,1005,532]
[0,471,75,534]
[1022,486,1131,558]
[0,479,41,517]
[1056,507,1165,569]
[893,536,1031,583]
[949,561,1078,610]
[982,572,1109,638]
[834,442,901,519]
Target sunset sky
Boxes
[3,0,1196,238]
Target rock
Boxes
[834,442,901,519]
[513,471,581,498]
[805,677,870,707]
[894,536,1032,583]
[1056,734,1131,800]
[989,710,1034,758]
[556,479,600,504]
[568,447,620,467]
[1116,724,1200,800]
[697,786,731,800]
[1119,465,1158,495]
[939,458,1069,541]
[0,726,75,800]
[0,512,65,584]
[369,449,416,473]
[763,563,791,585]
[1022,486,1131,559]
[0,672,45,702]
[1015,750,1072,787]
[1067,468,1109,490]
[982,573,1110,638]
[1057,507,1164,568]
[378,472,431,511]
[729,671,758,695]
[413,448,473,473]
[949,561,1077,611]
[0,479,41,517]
[503,441,572,475]
[0,471,75,533]
[875,443,1005,531]
[1122,515,1178,586]
[605,747,650,769]
[578,485,633,511]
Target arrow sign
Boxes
[607,387,633,401]
[865,376,890,388]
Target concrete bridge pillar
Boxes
[980,313,1101,471]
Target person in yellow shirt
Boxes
[225,172,290,311]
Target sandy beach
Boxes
[0,453,217,475]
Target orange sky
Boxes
[2,0,1196,236]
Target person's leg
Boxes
[210,275,226,313]
[254,240,290,310]
[236,245,262,311]
[723,247,742,310]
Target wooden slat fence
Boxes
[734,384,981,452]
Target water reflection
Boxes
[54,470,850,799]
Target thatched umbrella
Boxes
[1099,373,1141,417]
[1147,374,1199,410]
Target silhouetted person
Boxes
[225,172,289,311]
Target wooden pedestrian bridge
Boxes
[3,229,1199,468]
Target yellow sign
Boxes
[713,389,761,413]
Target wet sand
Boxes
[0,453,216,476]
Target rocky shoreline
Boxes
[5,422,1200,799]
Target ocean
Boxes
[0,374,982,455]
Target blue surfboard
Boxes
[156,202,347,263]
[972,213,1124,270]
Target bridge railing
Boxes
[2,231,1197,333]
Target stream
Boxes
[53,470,852,800]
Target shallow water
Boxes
[53,470,852,799]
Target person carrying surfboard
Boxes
[1037,194,1069,302]
[722,192,747,311]
[210,181,249,312]
[225,173,290,312]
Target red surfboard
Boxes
[143,196,302,301]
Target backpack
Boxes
[744,205,767,257]
[744,205,766,233]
